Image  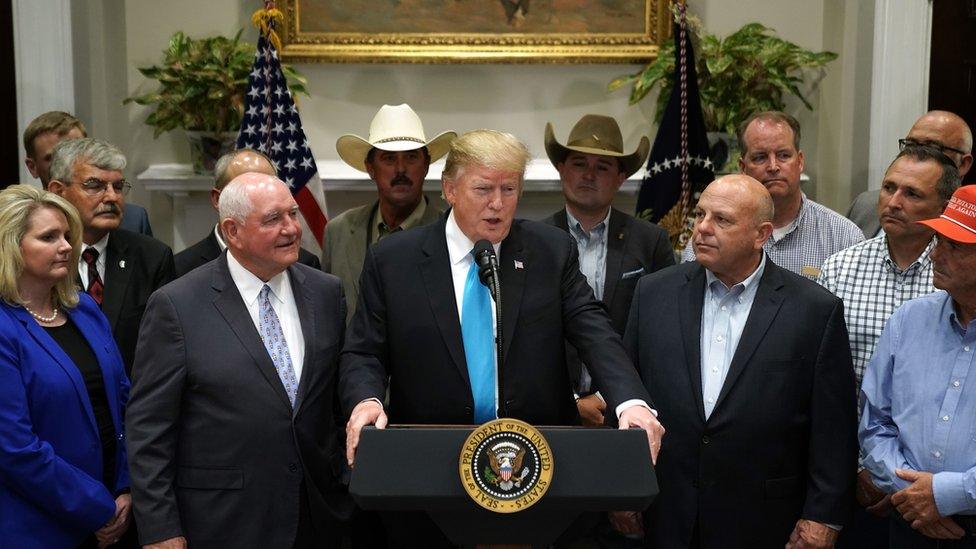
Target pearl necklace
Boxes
[24,304,59,323]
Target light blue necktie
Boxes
[461,256,496,423]
[258,284,298,407]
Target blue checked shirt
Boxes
[566,208,610,393]
[859,291,976,516]
[817,235,936,389]
[683,194,863,280]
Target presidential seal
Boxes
[458,418,554,513]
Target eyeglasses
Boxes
[898,138,968,157]
[77,177,131,197]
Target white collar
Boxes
[226,250,290,307]
[84,232,110,256]
[445,209,501,267]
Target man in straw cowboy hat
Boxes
[860,184,976,546]
[325,104,456,320]
[542,114,675,428]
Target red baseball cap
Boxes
[917,185,976,244]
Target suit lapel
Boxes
[101,232,131,331]
[419,221,470,384]
[211,256,293,410]
[290,265,315,418]
[602,209,626,307]
[499,223,527,362]
[344,203,375,298]
[713,261,785,413]
[11,307,99,437]
[679,265,707,423]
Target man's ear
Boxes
[220,218,239,246]
[25,157,38,178]
[48,179,66,195]
[210,188,221,211]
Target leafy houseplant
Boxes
[125,30,308,173]
[610,17,837,170]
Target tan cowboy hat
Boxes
[336,104,457,173]
[545,114,650,178]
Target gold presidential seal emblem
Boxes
[459,418,553,513]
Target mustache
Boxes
[390,175,413,186]
[96,204,121,215]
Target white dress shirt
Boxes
[78,233,109,289]
[226,251,305,381]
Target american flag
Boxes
[236,34,327,253]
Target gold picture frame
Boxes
[278,0,669,64]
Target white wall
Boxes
[64,0,874,248]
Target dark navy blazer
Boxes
[0,293,129,547]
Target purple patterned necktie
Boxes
[258,284,298,407]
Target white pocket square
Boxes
[622,267,645,279]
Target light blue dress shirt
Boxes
[700,255,766,419]
[566,208,610,301]
[859,291,976,516]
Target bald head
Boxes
[215,149,276,190]
[907,110,973,176]
[693,175,774,286]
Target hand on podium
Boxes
[618,405,665,464]
[346,399,388,466]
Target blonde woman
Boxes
[0,184,130,547]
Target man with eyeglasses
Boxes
[682,111,863,280]
[847,111,974,238]
[49,138,175,374]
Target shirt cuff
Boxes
[358,397,384,408]
[615,399,658,419]
[933,471,976,516]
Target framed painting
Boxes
[278,0,669,63]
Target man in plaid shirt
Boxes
[818,144,961,547]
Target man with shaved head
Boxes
[174,148,321,276]
[848,110,973,238]
[127,173,349,547]
[627,175,857,548]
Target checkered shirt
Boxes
[682,195,864,280]
[817,235,936,388]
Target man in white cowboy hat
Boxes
[325,104,456,320]
[542,114,675,427]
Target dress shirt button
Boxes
[953,381,961,388]
[716,335,724,342]
[942,415,950,422]
[288,462,298,473]
[720,306,728,312]
[965,346,971,352]
[934,450,942,458]
[711,367,719,373]
[117,433,124,441]
[707,397,714,404]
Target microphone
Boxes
[471,239,506,418]
[473,239,498,299]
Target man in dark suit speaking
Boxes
[341,128,662,455]
[626,174,857,548]
[127,173,348,548]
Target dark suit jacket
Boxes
[98,230,175,374]
[845,189,881,239]
[0,295,129,547]
[339,216,651,425]
[175,229,321,277]
[119,202,153,236]
[542,208,675,392]
[625,259,856,548]
[126,255,348,547]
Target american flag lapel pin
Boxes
[119,260,126,269]
[514,259,524,270]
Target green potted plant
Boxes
[125,29,308,174]
[610,14,837,171]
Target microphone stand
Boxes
[475,242,507,419]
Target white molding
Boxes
[867,0,932,190]
[13,0,76,186]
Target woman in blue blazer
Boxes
[0,185,131,547]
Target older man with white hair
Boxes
[127,173,349,548]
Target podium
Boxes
[349,425,658,545]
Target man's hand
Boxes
[892,469,962,539]
[94,493,130,547]
[855,469,889,513]
[618,405,664,464]
[345,399,387,466]
[144,537,188,549]
[608,511,644,536]
[576,394,606,426]
[865,494,893,518]
[785,519,839,549]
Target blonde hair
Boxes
[442,129,530,182]
[0,184,82,308]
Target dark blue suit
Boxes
[0,293,130,548]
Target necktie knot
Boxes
[259,284,272,302]
[82,247,99,265]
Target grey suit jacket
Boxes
[321,198,442,322]
[846,189,881,239]
[126,255,349,547]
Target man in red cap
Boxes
[860,184,976,547]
